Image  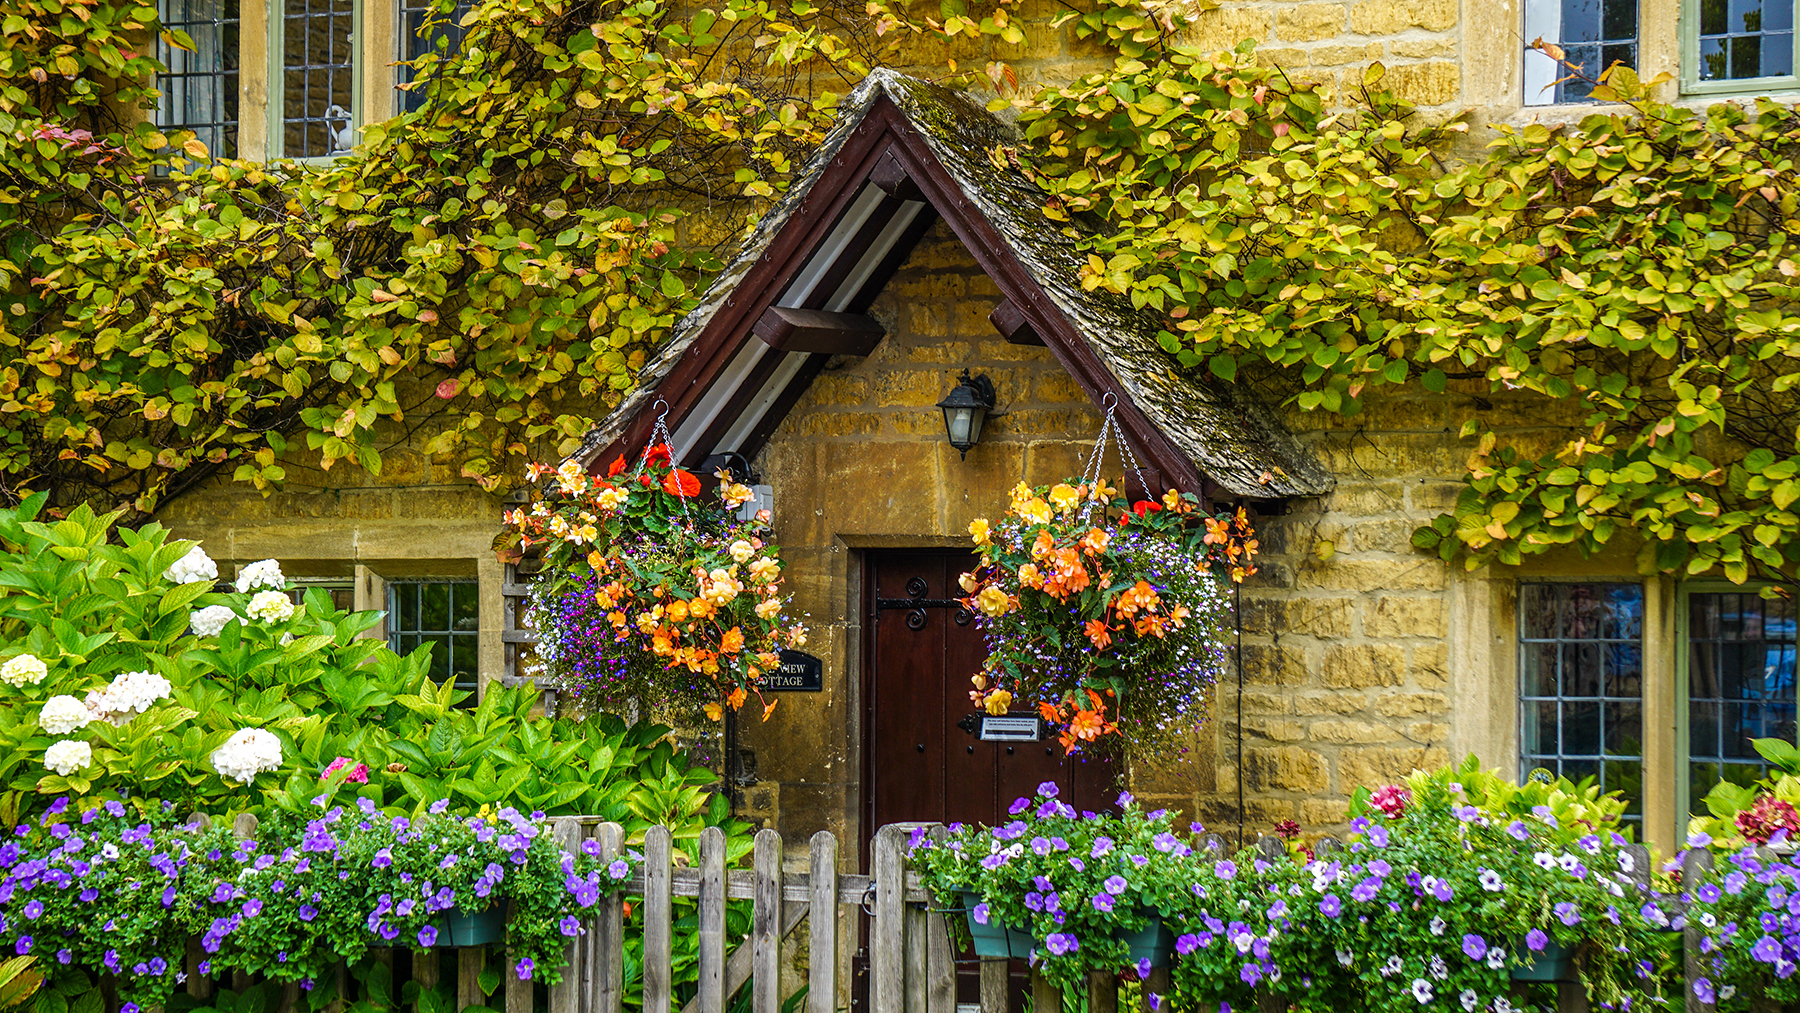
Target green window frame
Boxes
[1676,581,1800,819]
[266,0,363,160]
[1681,0,1800,96]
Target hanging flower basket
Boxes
[445,902,510,947]
[502,436,805,723]
[960,473,1255,756]
[958,891,1036,959]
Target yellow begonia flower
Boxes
[730,540,755,563]
[958,570,978,593]
[976,586,1012,616]
[983,689,1013,715]
[1020,498,1053,525]
[755,598,783,619]
[1048,483,1081,513]
[748,558,780,583]
[969,518,991,545]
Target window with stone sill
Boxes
[388,579,480,706]
[1523,0,1640,105]
[1519,581,1646,823]
[154,0,358,159]
[1684,0,1799,93]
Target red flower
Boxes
[662,469,701,498]
[607,455,627,477]
[643,444,673,467]
[1131,500,1161,518]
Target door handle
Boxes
[916,743,925,753]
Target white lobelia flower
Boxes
[39,695,91,735]
[211,728,284,784]
[164,545,219,585]
[245,590,296,624]
[0,654,48,687]
[190,605,239,637]
[234,559,285,593]
[44,739,92,776]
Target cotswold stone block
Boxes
[875,370,950,407]
[1349,519,1422,554]
[1245,717,1307,742]
[1240,690,1291,715]
[907,341,974,364]
[1293,691,1367,715]
[1276,3,1346,41]
[1350,0,1456,34]
[1245,746,1330,793]
[1340,746,1450,787]
[1310,719,1400,744]
[1300,798,1350,826]
[1387,61,1461,106]
[1243,595,1354,638]
[1186,9,1272,53]
[1375,691,1450,719]
[808,374,870,406]
[1299,557,1449,592]
[1241,643,1311,686]
[1322,644,1404,689]
[1365,595,1448,638]
[797,412,881,437]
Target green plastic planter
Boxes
[958,891,1034,959]
[1510,939,1577,983]
[446,904,508,947]
[1115,913,1174,968]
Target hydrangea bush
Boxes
[0,798,628,1010]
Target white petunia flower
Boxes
[1458,990,1479,1012]
[234,559,285,593]
[0,654,48,687]
[1428,956,1448,981]
[44,739,91,776]
[1533,851,1558,869]
[1380,956,1403,977]
[1410,979,1433,1003]
[1619,851,1637,874]
[245,590,295,623]
[1429,916,1447,936]
[39,695,90,735]
[1485,947,1507,970]
[190,605,239,638]
[164,545,219,585]
[211,728,283,784]
[1478,868,1505,892]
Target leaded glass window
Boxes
[1519,583,1646,821]
[398,0,473,112]
[155,0,241,158]
[388,580,480,705]
[1697,0,1796,81]
[1688,591,1799,813]
[1523,0,1639,104]
[280,0,357,157]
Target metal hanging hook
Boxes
[1100,391,1118,412]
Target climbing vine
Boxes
[4,0,1798,583]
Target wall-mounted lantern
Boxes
[937,369,997,460]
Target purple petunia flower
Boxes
[1319,895,1341,918]
[1045,933,1078,956]
[1092,894,1115,913]
[517,958,535,980]
[560,916,582,937]
[1526,929,1549,952]
[1462,935,1487,961]
[1214,860,1237,881]
[972,903,990,926]
[418,925,438,947]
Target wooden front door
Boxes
[863,549,1119,844]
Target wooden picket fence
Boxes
[170,817,1749,1013]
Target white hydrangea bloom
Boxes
[190,605,239,638]
[164,545,219,585]
[0,654,47,687]
[85,670,173,725]
[245,591,295,624]
[44,740,91,777]
[39,696,90,736]
[211,728,283,784]
[234,559,285,593]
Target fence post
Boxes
[699,826,728,1013]
[809,832,838,1013]
[548,816,584,1013]
[644,826,674,1013]
[979,962,1010,1013]
[594,822,626,1013]
[871,825,909,1013]
[753,828,784,1013]
[1141,969,1169,1013]
[1030,970,1062,1013]
[1684,848,1716,1013]
[458,950,482,1011]
[1086,972,1117,1013]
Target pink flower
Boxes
[1736,794,1800,845]
[321,756,370,784]
[1369,785,1411,819]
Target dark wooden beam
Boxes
[869,149,925,201]
[988,298,1043,346]
[753,306,886,356]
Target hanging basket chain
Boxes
[637,398,697,533]
[1079,392,1155,526]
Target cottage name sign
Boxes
[767,650,824,691]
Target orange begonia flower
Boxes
[720,626,745,654]
[663,469,702,498]
[643,444,673,467]
[607,455,628,477]
[1084,619,1112,649]
[726,686,748,710]
[1031,530,1056,560]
